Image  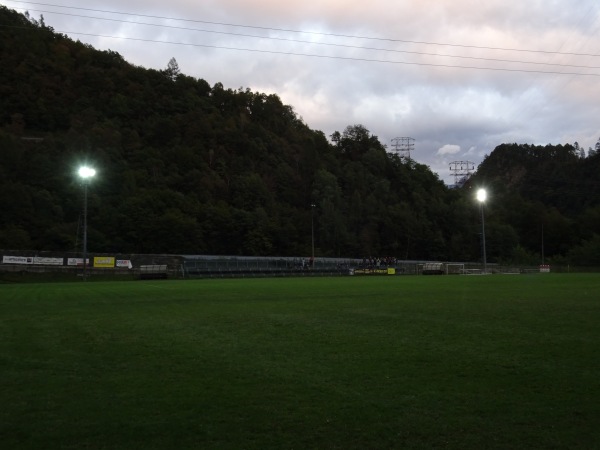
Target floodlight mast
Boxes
[311,203,316,268]
[476,189,487,274]
[78,166,96,281]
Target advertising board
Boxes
[33,257,63,265]
[67,258,89,266]
[116,260,133,269]
[93,257,115,268]
[2,255,33,264]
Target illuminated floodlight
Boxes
[78,166,96,179]
[476,188,487,203]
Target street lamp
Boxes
[476,188,487,274]
[310,203,316,268]
[78,166,96,280]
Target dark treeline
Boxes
[1,6,599,265]
[468,142,600,265]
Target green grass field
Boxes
[1,274,599,449]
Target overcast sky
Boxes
[5,0,600,184]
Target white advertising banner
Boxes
[67,258,89,266]
[116,260,133,269]
[33,257,63,266]
[2,255,33,264]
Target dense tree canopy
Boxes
[1,6,599,265]
[467,142,600,265]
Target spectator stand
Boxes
[182,255,360,279]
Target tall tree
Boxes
[165,57,180,81]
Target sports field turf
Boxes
[1,274,599,449]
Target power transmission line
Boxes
[3,24,599,77]
[3,0,600,76]
[6,6,600,71]
[6,0,600,58]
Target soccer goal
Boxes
[445,263,465,275]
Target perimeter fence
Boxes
[1,249,596,282]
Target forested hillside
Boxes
[467,142,600,265]
[1,6,599,265]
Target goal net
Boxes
[445,263,465,275]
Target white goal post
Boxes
[445,263,465,275]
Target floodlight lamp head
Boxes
[78,166,96,179]
[476,188,487,203]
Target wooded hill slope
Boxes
[1,6,599,265]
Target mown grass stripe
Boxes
[1,274,599,449]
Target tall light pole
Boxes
[78,166,96,280]
[476,188,487,274]
[310,203,316,268]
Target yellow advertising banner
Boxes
[353,268,392,275]
[93,256,115,268]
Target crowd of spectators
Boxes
[291,256,399,271]
[359,256,397,269]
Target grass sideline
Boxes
[1,274,599,449]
